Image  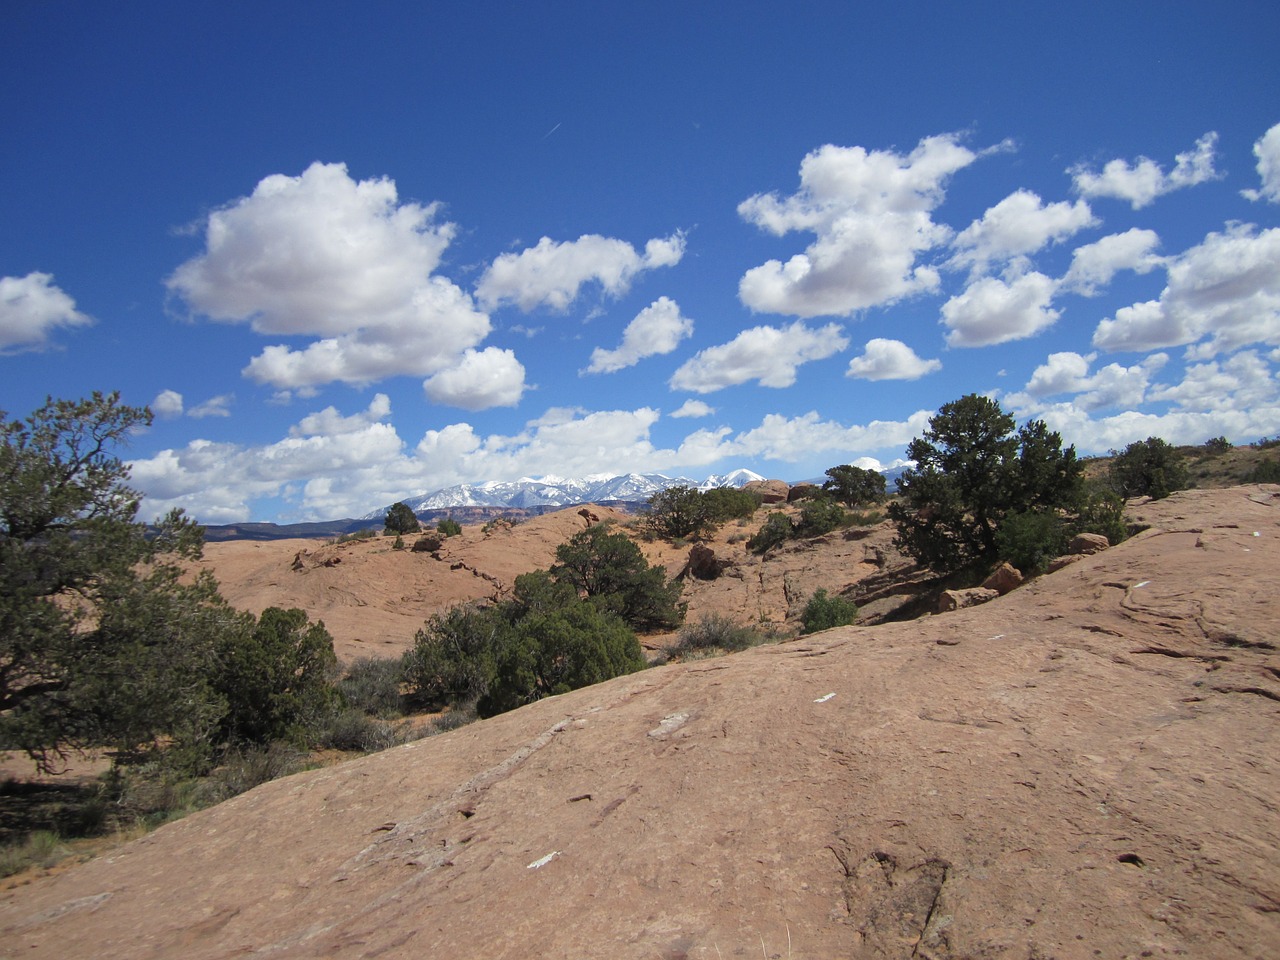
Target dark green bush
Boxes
[822,464,887,505]
[383,501,420,535]
[437,517,463,537]
[748,512,794,554]
[800,589,858,635]
[995,509,1071,574]
[213,608,339,747]
[1244,458,1280,483]
[796,498,848,537]
[1109,437,1189,500]
[550,524,684,631]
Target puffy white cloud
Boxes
[1242,122,1280,204]
[669,321,848,393]
[422,347,527,410]
[1147,350,1277,412]
[1015,351,1166,413]
[475,232,686,312]
[290,393,391,437]
[188,394,234,419]
[950,190,1096,275]
[940,272,1060,347]
[1069,132,1219,209]
[151,389,185,419]
[737,134,979,316]
[166,162,494,390]
[1060,228,1162,295]
[846,338,941,381]
[1092,224,1280,356]
[669,399,715,419]
[0,272,92,353]
[585,297,694,373]
[725,409,934,462]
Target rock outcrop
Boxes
[2,487,1277,958]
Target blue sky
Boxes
[3,2,1279,523]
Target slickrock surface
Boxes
[2,486,1277,958]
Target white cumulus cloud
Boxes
[1092,224,1280,356]
[1015,351,1166,413]
[940,272,1060,347]
[188,394,234,419]
[737,134,980,317]
[475,232,685,312]
[151,389,185,419]
[1069,132,1219,209]
[290,393,392,437]
[949,189,1097,275]
[1060,228,1163,295]
[422,347,527,410]
[669,399,715,419]
[846,338,941,381]
[1242,122,1280,204]
[0,272,92,353]
[166,162,495,392]
[585,296,694,373]
[669,321,849,393]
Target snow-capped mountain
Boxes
[360,470,767,520]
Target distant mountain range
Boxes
[202,464,913,541]
[358,469,768,520]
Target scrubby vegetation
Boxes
[799,589,858,635]
[643,484,760,541]
[401,556,657,719]
[383,501,420,535]
[1108,437,1190,500]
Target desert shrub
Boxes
[1244,458,1280,483]
[996,509,1071,574]
[206,743,308,800]
[671,614,764,654]
[1203,436,1232,455]
[0,830,69,879]
[477,601,645,717]
[1075,490,1129,545]
[315,709,401,753]
[401,605,509,709]
[432,705,478,733]
[338,657,404,718]
[701,487,761,522]
[437,517,463,537]
[847,508,885,527]
[335,527,380,544]
[1109,437,1189,500]
[748,512,794,554]
[889,395,1083,573]
[822,464,887,506]
[800,589,858,635]
[412,533,443,552]
[383,501,420,535]
[213,607,340,747]
[550,524,684,631]
[392,535,405,550]
[645,485,712,540]
[795,497,848,537]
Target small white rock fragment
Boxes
[527,851,560,870]
[814,693,835,703]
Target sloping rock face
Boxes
[3,487,1278,958]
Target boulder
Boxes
[1068,532,1110,555]
[787,483,822,502]
[684,543,729,581]
[982,562,1023,595]
[743,479,790,503]
[936,586,999,613]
